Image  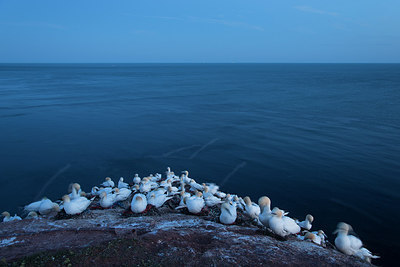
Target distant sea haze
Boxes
[0,63,399,266]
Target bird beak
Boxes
[332,229,339,234]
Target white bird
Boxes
[133,174,141,184]
[167,186,179,196]
[24,198,47,212]
[333,222,363,256]
[304,232,323,245]
[38,199,60,215]
[233,196,245,211]
[205,195,223,207]
[99,192,117,208]
[1,211,22,222]
[131,194,147,213]
[189,179,204,191]
[219,201,237,225]
[214,191,226,199]
[24,198,60,215]
[205,183,219,195]
[91,186,113,196]
[258,196,273,228]
[354,248,380,263]
[101,177,115,187]
[297,214,314,230]
[269,208,300,237]
[68,183,82,199]
[311,230,327,246]
[147,192,172,208]
[175,191,191,209]
[62,195,93,215]
[160,178,172,188]
[182,171,191,184]
[118,177,129,189]
[202,186,213,199]
[139,179,151,193]
[186,191,205,214]
[25,211,39,219]
[243,196,261,219]
[114,188,132,202]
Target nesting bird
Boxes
[118,177,129,189]
[101,177,115,187]
[1,211,22,222]
[186,191,205,214]
[219,201,237,225]
[269,207,300,237]
[131,194,147,213]
[62,195,92,215]
[243,196,261,219]
[297,214,314,230]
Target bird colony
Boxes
[2,167,379,264]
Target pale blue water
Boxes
[1,64,399,265]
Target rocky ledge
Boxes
[0,209,371,266]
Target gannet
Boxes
[219,201,237,225]
[62,195,93,215]
[243,196,261,219]
[233,196,245,211]
[311,230,327,246]
[38,198,60,215]
[139,179,151,193]
[214,191,226,199]
[269,208,300,237]
[153,187,167,195]
[1,211,22,222]
[25,211,39,219]
[189,179,204,192]
[68,183,82,199]
[160,178,172,188]
[24,198,48,212]
[101,177,115,187]
[205,183,219,195]
[166,167,172,177]
[202,185,213,199]
[175,191,190,209]
[114,188,132,202]
[91,186,113,196]
[167,186,179,196]
[333,222,363,255]
[297,214,314,230]
[205,195,223,207]
[132,184,140,193]
[182,171,191,184]
[133,174,141,184]
[99,192,117,208]
[131,194,147,213]
[186,191,205,214]
[258,196,272,228]
[118,177,129,189]
[304,232,323,245]
[147,191,172,208]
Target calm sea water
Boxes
[1,64,399,265]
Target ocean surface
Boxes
[0,63,399,265]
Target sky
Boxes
[0,0,399,63]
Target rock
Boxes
[0,209,371,266]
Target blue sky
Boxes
[0,0,399,63]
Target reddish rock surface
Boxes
[0,209,371,266]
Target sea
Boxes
[0,63,399,265]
